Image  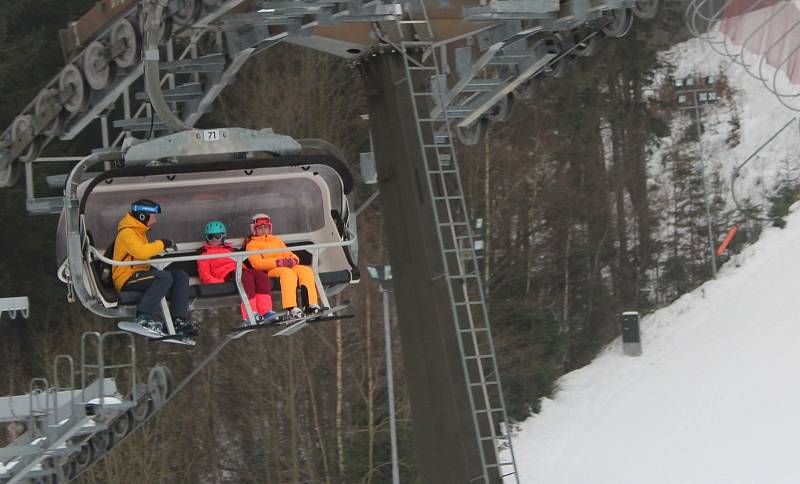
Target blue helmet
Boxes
[131,199,161,224]
[204,220,227,240]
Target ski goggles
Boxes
[131,202,161,214]
[206,233,226,240]
[252,217,271,228]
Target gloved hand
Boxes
[286,258,297,268]
[160,238,175,250]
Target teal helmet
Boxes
[204,220,227,240]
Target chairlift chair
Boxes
[56,128,359,321]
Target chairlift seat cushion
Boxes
[319,270,351,286]
[195,281,238,297]
[118,285,201,306]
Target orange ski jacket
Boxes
[245,234,299,271]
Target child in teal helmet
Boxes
[197,220,277,324]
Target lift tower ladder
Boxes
[394,2,519,482]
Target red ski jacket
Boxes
[197,242,237,284]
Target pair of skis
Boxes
[118,307,353,344]
[117,322,197,346]
[230,307,354,336]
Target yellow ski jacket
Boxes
[111,213,165,291]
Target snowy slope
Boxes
[510,202,800,484]
[640,35,800,289]
[507,36,800,484]
[651,35,800,216]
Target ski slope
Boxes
[505,29,800,483]
[510,204,800,483]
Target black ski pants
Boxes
[121,269,189,319]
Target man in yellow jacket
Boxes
[113,199,197,335]
[245,213,320,318]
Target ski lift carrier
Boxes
[56,127,359,337]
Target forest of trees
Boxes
[0,1,785,482]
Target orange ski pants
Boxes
[267,265,319,309]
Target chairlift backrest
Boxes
[83,168,336,250]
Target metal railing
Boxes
[0,297,29,320]
[80,332,136,414]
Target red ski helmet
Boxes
[250,213,272,234]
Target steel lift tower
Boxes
[0,0,665,481]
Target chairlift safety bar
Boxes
[88,239,353,327]
[88,238,355,267]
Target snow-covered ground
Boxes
[508,32,800,484]
[510,202,800,484]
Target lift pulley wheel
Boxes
[65,459,77,480]
[633,0,662,19]
[59,64,88,113]
[160,17,173,45]
[147,365,172,408]
[140,11,173,45]
[110,412,132,441]
[542,35,568,79]
[111,19,140,69]
[74,442,94,470]
[90,430,112,455]
[171,0,201,27]
[84,40,114,90]
[602,8,634,38]
[487,93,515,122]
[456,117,489,146]
[130,383,152,423]
[11,114,40,162]
[0,163,20,187]
[574,32,600,57]
[35,89,64,138]
[513,77,538,100]
[50,457,70,483]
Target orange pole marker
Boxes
[716,225,738,257]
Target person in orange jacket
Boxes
[196,220,278,325]
[245,213,320,318]
[112,199,198,336]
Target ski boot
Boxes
[261,311,280,324]
[287,307,304,320]
[304,304,322,316]
[135,314,166,336]
[174,318,200,336]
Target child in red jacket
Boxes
[197,221,277,324]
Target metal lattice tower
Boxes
[393,2,519,481]
[0,329,252,483]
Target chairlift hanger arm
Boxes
[63,149,125,318]
[142,0,192,133]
